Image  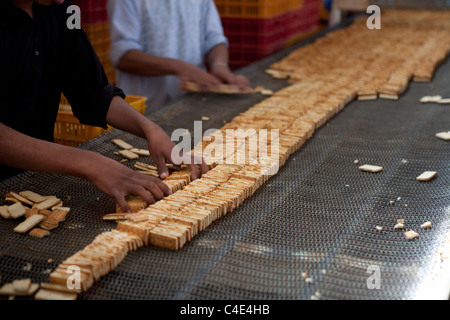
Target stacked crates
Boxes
[55,0,148,147]
[215,0,320,69]
[284,0,320,47]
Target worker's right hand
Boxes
[176,61,222,91]
[83,154,172,213]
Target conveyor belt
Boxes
[0,20,449,300]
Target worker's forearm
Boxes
[207,43,229,68]
[117,50,183,77]
[106,96,159,140]
[0,123,102,179]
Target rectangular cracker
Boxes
[116,196,148,213]
[51,201,63,210]
[39,221,59,231]
[130,148,150,156]
[379,93,399,100]
[416,171,437,182]
[420,95,441,103]
[19,191,47,203]
[38,208,69,231]
[118,149,139,160]
[14,214,46,234]
[0,205,11,219]
[12,279,31,293]
[34,288,78,300]
[359,164,383,173]
[29,228,51,238]
[9,192,34,206]
[49,209,70,222]
[4,194,19,203]
[52,206,71,212]
[32,196,61,210]
[0,282,39,296]
[39,209,53,217]
[102,213,129,221]
[25,208,39,219]
[112,139,133,150]
[40,282,82,294]
[438,98,450,104]
[8,202,27,219]
[358,94,378,101]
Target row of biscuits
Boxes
[113,80,356,251]
[269,11,450,99]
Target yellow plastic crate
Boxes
[54,95,147,147]
[214,0,290,18]
[287,0,304,10]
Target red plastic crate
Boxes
[71,0,108,24]
[222,15,287,51]
[71,0,107,10]
[284,0,319,37]
[222,15,286,35]
[228,40,282,70]
[214,0,290,18]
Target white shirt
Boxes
[108,0,228,110]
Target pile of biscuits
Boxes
[0,191,70,238]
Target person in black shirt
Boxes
[0,0,208,213]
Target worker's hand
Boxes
[106,96,209,182]
[84,155,171,213]
[144,122,209,181]
[211,65,251,92]
[176,61,222,91]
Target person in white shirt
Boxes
[108,0,251,110]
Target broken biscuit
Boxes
[9,192,34,206]
[421,221,432,229]
[438,98,450,104]
[0,205,11,219]
[435,132,450,141]
[359,164,383,173]
[29,228,51,238]
[416,171,437,182]
[404,230,419,240]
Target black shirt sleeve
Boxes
[60,2,125,129]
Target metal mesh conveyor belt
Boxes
[0,21,449,300]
